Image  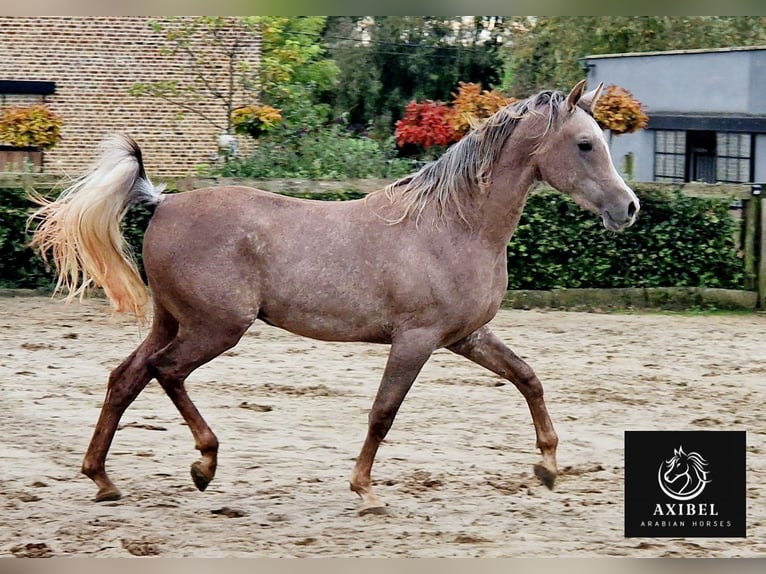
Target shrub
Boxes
[507,188,743,290]
[231,104,283,138]
[0,185,51,288]
[394,83,516,152]
[211,125,417,179]
[394,100,461,149]
[0,104,64,150]
[448,82,517,135]
[593,85,649,135]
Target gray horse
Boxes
[30,80,638,514]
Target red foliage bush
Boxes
[394,100,461,149]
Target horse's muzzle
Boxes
[602,201,638,232]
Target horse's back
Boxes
[142,184,505,345]
[142,185,393,339]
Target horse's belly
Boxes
[257,300,393,344]
[262,315,392,344]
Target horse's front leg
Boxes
[448,325,559,488]
[350,330,436,515]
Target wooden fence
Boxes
[3,174,764,309]
[182,178,765,308]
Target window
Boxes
[653,130,753,183]
[654,130,686,182]
[716,132,752,183]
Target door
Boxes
[687,130,716,183]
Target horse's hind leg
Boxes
[81,306,178,502]
[147,317,253,492]
[448,325,559,489]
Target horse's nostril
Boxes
[628,201,637,218]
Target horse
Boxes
[29,80,639,515]
[659,446,711,501]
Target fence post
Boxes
[744,196,758,291]
[753,184,766,310]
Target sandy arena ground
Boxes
[0,296,764,558]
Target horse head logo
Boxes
[658,445,711,501]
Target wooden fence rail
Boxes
[3,174,765,309]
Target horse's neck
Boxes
[666,463,691,489]
[678,471,691,493]
[469,156,539,248]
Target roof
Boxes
[648,112,766,133]
[584,45,766,61]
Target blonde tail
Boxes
[28,134,165,320]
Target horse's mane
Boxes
[384,90,568,224]
[668,447,709,476]
[686,451,709,472]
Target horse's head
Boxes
[659,445,711,500]
[532,80,639,232]
[663,447,691,484]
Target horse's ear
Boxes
[566,79,587,112]
[578,82,604,114]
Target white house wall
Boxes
[585,47,766,183]
[586,49,765,115]
[755,134,766,182]
[607,129,654,182]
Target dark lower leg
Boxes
[147,321,251,491]
[156,376,219,491]
[448,326,559,487]
[81,349,153,501]
[82,304,177,501]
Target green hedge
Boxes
[0,186,51,289]
[506,189,743,290]
[0,183,744,292]
[0,186,367,290]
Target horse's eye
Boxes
[578,141,592,152]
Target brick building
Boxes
[0,16,261,177]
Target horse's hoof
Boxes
[358,503,387,516]
[94,487,122,502]
[533,463,557,490]
[190,461,212,492]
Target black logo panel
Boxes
[625,431,746,538]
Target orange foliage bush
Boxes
[593,85,649,135]
[0,104,63,150]
[394,82,516,150]
[448,82,517,135]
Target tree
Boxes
[130,16,338,135]
[253,16,339,130]
[504,17,766,96]
[324,17,508,133]
[130,17,260,134]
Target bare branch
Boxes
[141,91,227,131]
[179,43,225,101]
